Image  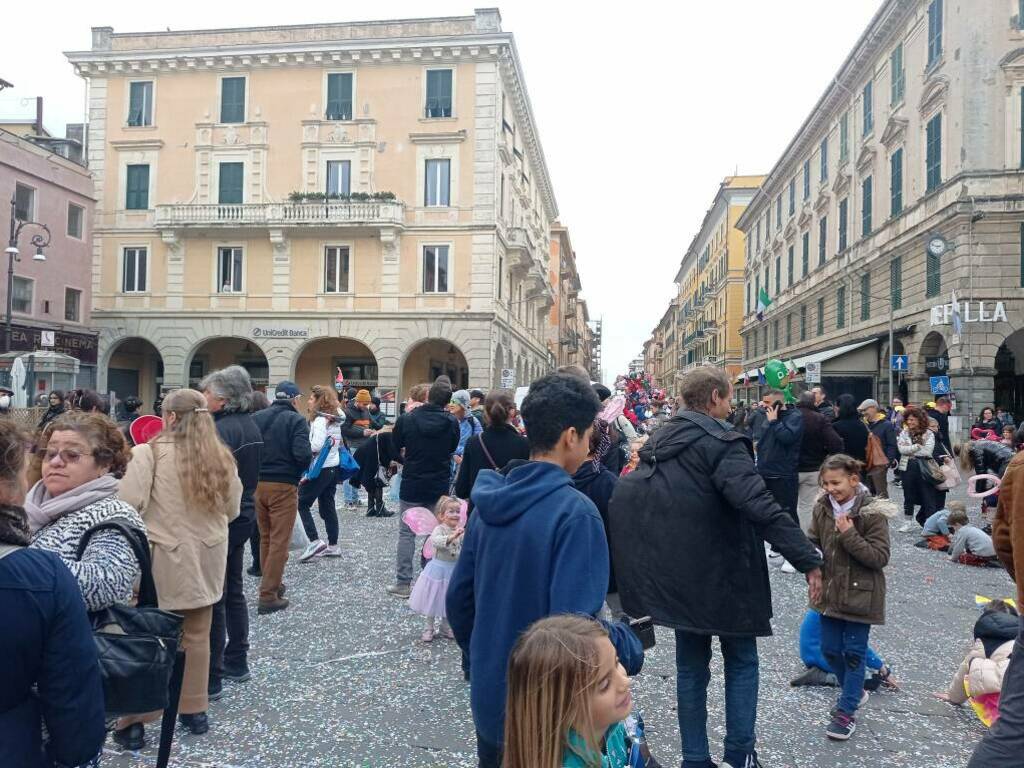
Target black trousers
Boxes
[902,459,938,525]
[210,516,252,682]
[297,467,339,545]
[248,524,260,569]
[762,473,799,528]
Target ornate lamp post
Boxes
[5,194,50,353]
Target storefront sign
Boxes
[929,301,1007,326]
[925,355,948,373]
[9,325,98,364]
[804,361,821,384]
[251,326,310,339]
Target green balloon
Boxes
[764,358,797,404]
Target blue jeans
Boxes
[819,616,871,715]
[675,630,758,766]
[342,480,358,504]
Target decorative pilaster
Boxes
[162,231,184,310]
[379,227,401,311]
[269,230,290,311]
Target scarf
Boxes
[24,474,120,534]
[0,503,31,546]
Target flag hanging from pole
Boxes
[743,370,750,386]
[756,288,773,321]
[757,368,767,385]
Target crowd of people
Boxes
[4,363,1024,767]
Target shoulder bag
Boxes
[478,433,499,470]
[374,436,392,487]
[866,432,888,470]
[919,456,947,485]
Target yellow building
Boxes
[65,10,557,405]
[675,176,764,383]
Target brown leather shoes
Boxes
[257,597,289,615]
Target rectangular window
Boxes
[776,197,782,228]
[860,273,871,321]
[774,256,781,294]
[789,179,796,215]
[820,137,829,182]
[786,313,792,346]
[1021,223,1024,288]
[498,255,504,300]
[756,220,761,251]
[787,245,794,288]
[772,319,779,352]
[863,80,874,136]
[125,164,150,210]
[755,274,760,306]
[422,245,450,293]
[890,256,902,309]
[765,209,771,240]
[817,217,827,266]
[14,183,34,221]
[803,231,811,275]
[218,162,244,204]
[220,77,246,124]
[928,0,943,67]
[839,111,850,163]
[128,81,153,126]
[926,247,941,298]
[64,287,81,322]
[425,158,451,207]
[926,114,942,192]
[425,69,453,118]
[890,44,905,105]
[890,148,903,217]
[326,73,353,121]
[817,297,825,336]
[838,198,849,252]
[323,246,351,293]
[765,264,770,297]
[837,285,846,329]
[11,277,32,314]
[67,203,84,239]
[218,247,244,293]
[122,247,148,293]
[803,159,811,200]
[326,160,352,196]
[800,304,807,341]
[861,176,873,237]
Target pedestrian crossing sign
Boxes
[929,376,950,395]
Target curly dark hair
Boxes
[42,411,132,478]
[902,405,930,442]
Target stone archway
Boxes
[994,329,1024,419]
[294,337,378,396]
[105,337,164,413]
[400,338,469,395]
[186,336,270,392]
[493,343,505,389]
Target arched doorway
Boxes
[995,330,1024,418]
[401,339,469,394]
[106,337,163,414]
[187,337,270,392]
[294,338,378,396]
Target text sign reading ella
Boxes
[929,301,1007,326]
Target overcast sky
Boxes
[1,0,882,383]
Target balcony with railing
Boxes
[154,200,406,230]
[504,226,535,272]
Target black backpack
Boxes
[76,519,186,768]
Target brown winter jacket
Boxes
[807,492,895,625]
[993,452,1024,605]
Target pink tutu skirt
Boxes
[408,557,456,618]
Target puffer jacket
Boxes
[340,403,374,452]
[608,410,822,637]
[970,441,1014,479]
[948,610,1019,704]
[808,491,895,625]
[251,400,312,485]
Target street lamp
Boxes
[6,194,51,353]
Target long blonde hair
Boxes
[309,384,340,421]
[160,389,237,511]
[503,615,608,768]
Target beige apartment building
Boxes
[548,222,592,371]
[738,0,1024,423]
[65,9,557,407]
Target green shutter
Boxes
[218,162,244,204]
[326,73,353,120]
[787,246,794,287]
[862,176,872,237]
[125,164,149,210]
[926,248,941,298]
[861,273,870,321]
[220,77,246,123]
[927,114,942,192]
[891,148,903,216]
[817,298,824,335]
[890,256,902,310]
[1020,223,1024,287]
[837,285,846,329]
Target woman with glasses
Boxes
[27,412,144,613]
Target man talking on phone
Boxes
[756,390,804,572]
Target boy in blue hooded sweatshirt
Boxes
[446,373,644,768]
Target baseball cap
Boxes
[275,381,301,399]
[450,389,471,410]
[470,389,485,401]
[857,398,879,412]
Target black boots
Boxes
[179,712,209,734]
[113,722,145,750]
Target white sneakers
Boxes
[897,522,915,533]
[780,560,798,574]
[322,544,342,557]
[299,539,328,562]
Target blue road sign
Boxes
[929,375,951,395]
[891,354,909,371]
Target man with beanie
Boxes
[387,375,460,598]
[340,388,374,508]
[251,381,312,614]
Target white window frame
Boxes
[416,144,460,208]
[66,202,84,240]
[118,154,158,212]
[14,182,35,221]
[215,244,245,294]
[325,159,352,197]
[10,276,33,315]
[424,158,451,207]
[322,70,357,121]
[120,245,150,294]
[322,243,353,294]
[422,66,457,119]
[125,79,155,127]
[217,74,248,125]
[420,242,454,295]
[64,285,83,322]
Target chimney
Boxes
[91,27,113,51]
[474,8,502,32]
[35,97,43,137]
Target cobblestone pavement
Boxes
[102,481,1010,767]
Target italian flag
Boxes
[756,287,772,321]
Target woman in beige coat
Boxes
[118,388,242,745]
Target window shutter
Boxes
[218,163,244,204]
[221,77,246,123]
[327,73,353,120]
[126,165,149,210]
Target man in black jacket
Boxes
[201,366,264,696]
[608,367,822,768]
[927,396,952,455]
[251,381,312,615]
[811,385,835,421]
[387,375,460,598]
[797,391,844,529]
[860,398,898,499]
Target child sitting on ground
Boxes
[948,508,998,566]
[915,500,966,551]
[503,614,637,768]
[934,601,1019,726]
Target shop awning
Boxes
[735,338,877,384]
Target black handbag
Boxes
[76,519,186,768]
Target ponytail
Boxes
[161,389,238,511]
